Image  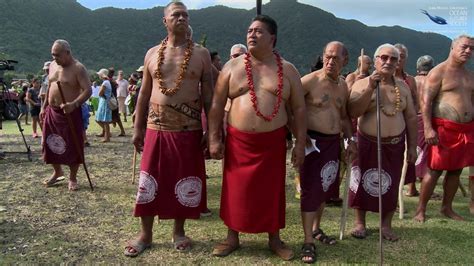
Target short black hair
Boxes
[310,56,324,72]
[252,15,278,47]
[107,67,115,78]
[210,52,219,61]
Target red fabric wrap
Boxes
[42,106,84,165]
[415,114,428,178]
[349,131,404,213]
[428,118,474,171]
[220,126,287,233]
[133,129,206,219]
[300,131,340,212]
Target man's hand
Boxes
[39,109,45,124]
[368,70,381,89]
[424,127,438,145]
[345,141,358,162]
[60,102,76,114]
[209,140,224,160]
[291,143,305,169]
[132,129,145,153]
[407,147,417,164]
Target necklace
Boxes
[244,51,284,122]
[153,37,194,96]
[380,80,401,116]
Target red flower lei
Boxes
[244,51,284,122]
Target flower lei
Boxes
[381,81,401,116]
[153,37,194,96]
[244,51,284,122]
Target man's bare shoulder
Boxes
[352,76,369,91]
[282,59,300,78]
[144,45,160,59]
[72,59,87,72]
[301,70,321,84]
[395,79,411,96]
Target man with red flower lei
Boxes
[125,1,213,257]
[208,15,306,261]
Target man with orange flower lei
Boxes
[125,1,213,257]
[348,43,417,241]
[208,15,306,261]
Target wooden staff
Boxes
[256,0,262,15]
[375,80,384,265]
[57,81,94,191]
[398,144,408,219]
[339,159,352,240]
[131,149,137,184]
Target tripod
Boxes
[0,78,32,161]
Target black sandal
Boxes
[300,243,316,264]
[312,229,337,245]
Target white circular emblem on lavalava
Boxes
[350,166,361,193]
[136,171,158,204]
[46,134,66,155]
[362,168,392,197]
[175,176,202,207]
[415,146,423,166]
[321,160,338,192]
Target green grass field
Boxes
[0,116,473,264]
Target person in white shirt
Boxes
[116,70,129,122]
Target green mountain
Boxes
[0,0,455,77]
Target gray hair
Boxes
[452,34,474,47]
[394,43,408,57]
[416,55,434,73]
[53,39,71,52]
[373,43,399,61]
[164,1,186,16]
[230,44,247,53]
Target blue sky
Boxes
[77,0,473,39]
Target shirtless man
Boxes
[348,43,417,241]
[413,55,435,187]
[208,15,306,261]
[40,39,92,191]
[414,35,474,222]
[345,55,373,90]
[394,43,419,197]
[124,2,213,257]
[299,41,356,263]
[229,44,247,60]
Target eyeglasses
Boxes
[376,54,399,62]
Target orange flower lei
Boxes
[153,37,194,96]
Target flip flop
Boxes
[212,241,240,257]
[43,176,65,187]
[172,236,192,252]
[124,240,151,257]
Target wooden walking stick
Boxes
[398,143,408,219]
[131,149,137,184]
[57,81,94,191]
[375,81,384,265]
[339,159,352,240]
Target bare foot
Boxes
[381,228,399,242]
[101,139,110,143]
[413,211,426,223]
[440,208,465,221]
[350,224,367,239]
